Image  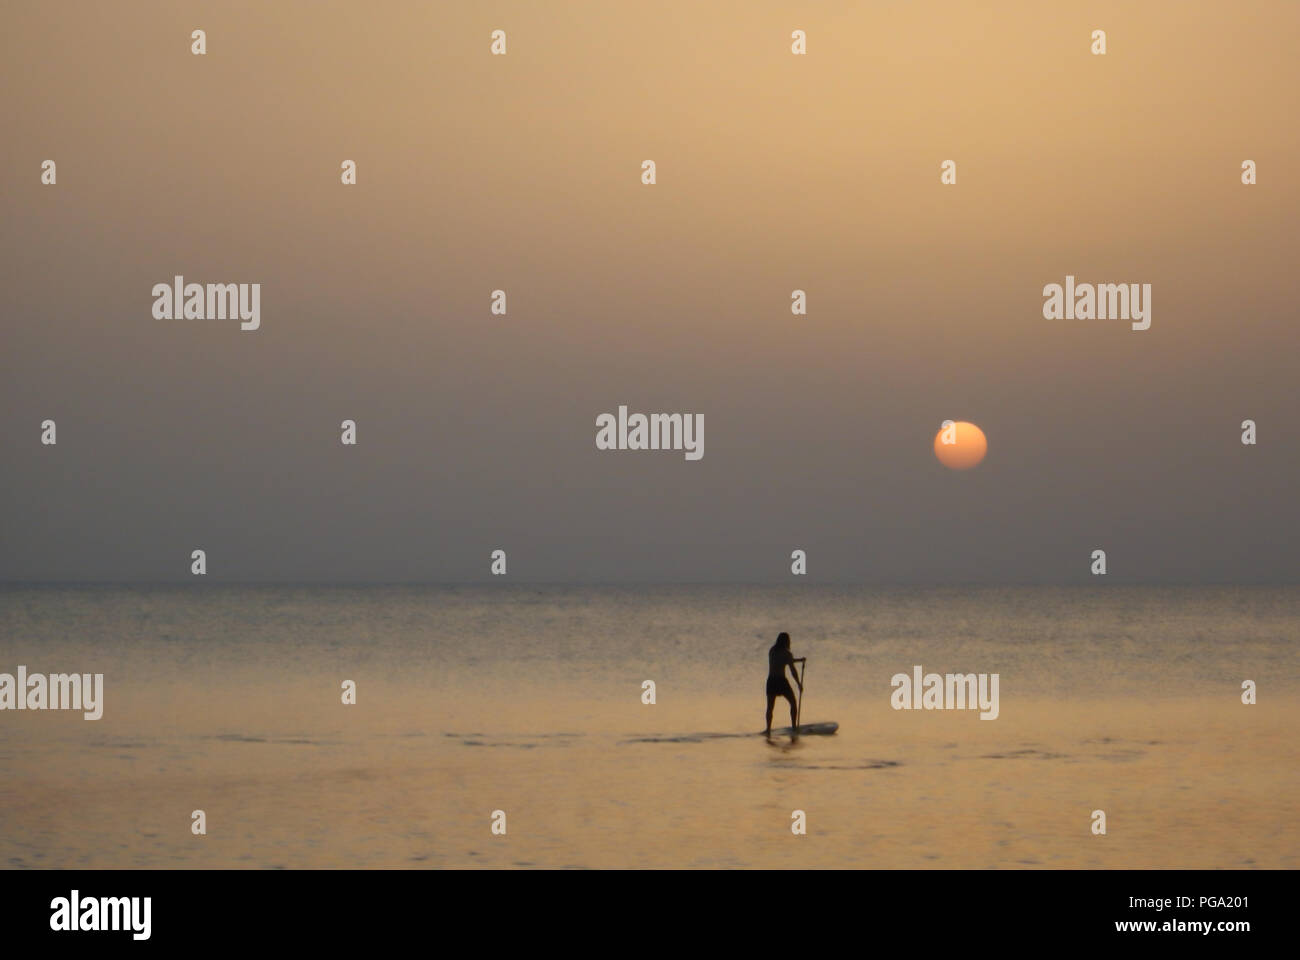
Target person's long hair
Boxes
[776,632,790,649]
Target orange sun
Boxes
[933,420,987,470]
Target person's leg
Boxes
[765,694,776,734]
[784,690,798,730]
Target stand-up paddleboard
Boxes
[763,722,838,737]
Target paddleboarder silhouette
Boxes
[765,631,805,737]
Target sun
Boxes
[933,420,987,470]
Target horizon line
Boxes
[1,579,1296,588]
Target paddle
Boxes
[795,658,806,734]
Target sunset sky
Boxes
[2,1,1296,582]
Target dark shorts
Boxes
[766,675,795,699]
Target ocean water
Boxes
[0,584,1296,868]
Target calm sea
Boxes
[1,584,1296,868]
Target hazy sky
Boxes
[2,1,1297,582]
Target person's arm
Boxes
[790,656,806,687]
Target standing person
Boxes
[765,632,804,736]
